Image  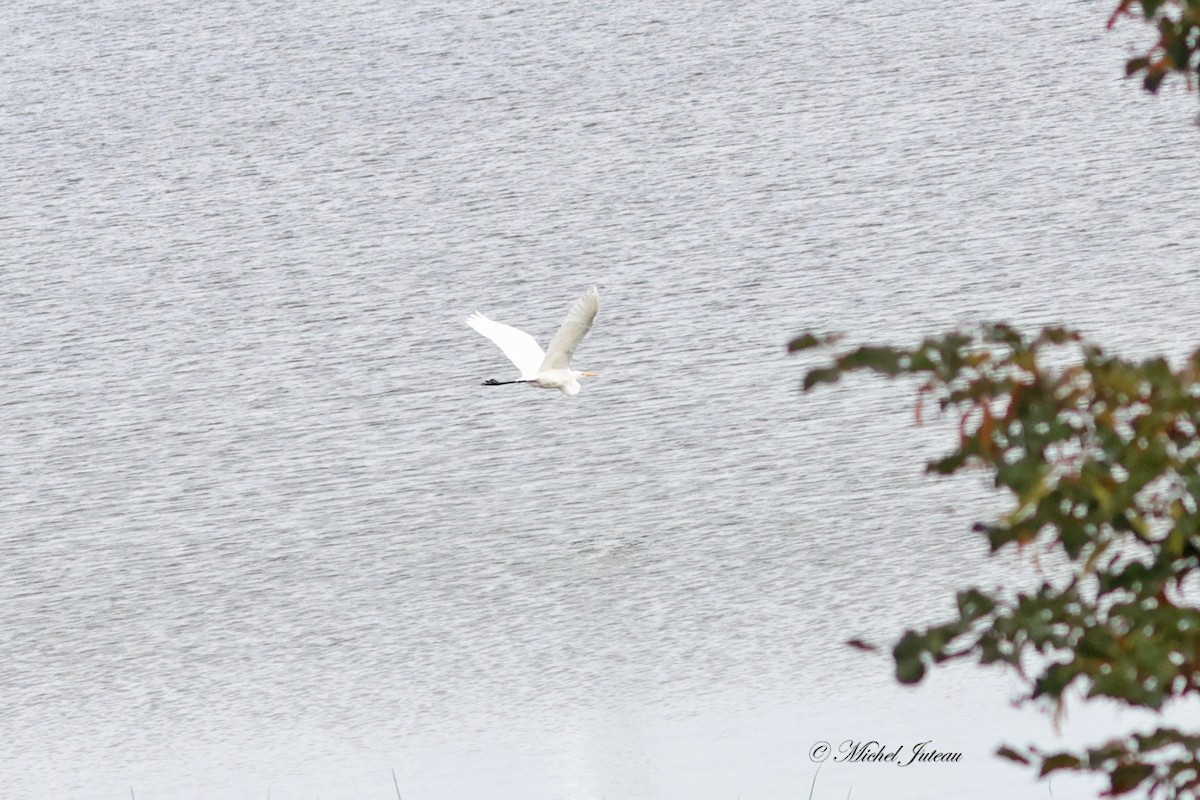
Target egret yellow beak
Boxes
[581,371,599,377]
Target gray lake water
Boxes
[5,1,1200,798]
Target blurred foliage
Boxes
[1110,1,1200,93]
[792,324,1200,798]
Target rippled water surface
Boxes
[5,1,1200,798]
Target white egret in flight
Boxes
[467,287,601,397]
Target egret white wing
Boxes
[540,287,600,371]
[466,312,545,379]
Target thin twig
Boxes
[391,768,403,800]
[808,760,823,800]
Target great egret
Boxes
[467,287,601,397]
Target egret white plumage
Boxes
[466,287,601,397]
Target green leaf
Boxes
[1060,522,1089,561]
[846,638,880,652]
[893,631,927,684]
[802,367,843,392]
[1039,753,1082,776]
[996,746,1030,765]
[1040,327,1080,345]
[788,332,823,353]
[840,346,905,376]
[893,630,923,660]
[1126,56,1150,75]
[1107,762,1153,796]
[956,589,996,621]
[895,657,926,685]
[927,450,968,475]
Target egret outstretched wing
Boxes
[466,312,545,379]
[540,287,601,371]
[467,287,601,396]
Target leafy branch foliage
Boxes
[1110,1,1200,93]
[792,325,1200,798]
